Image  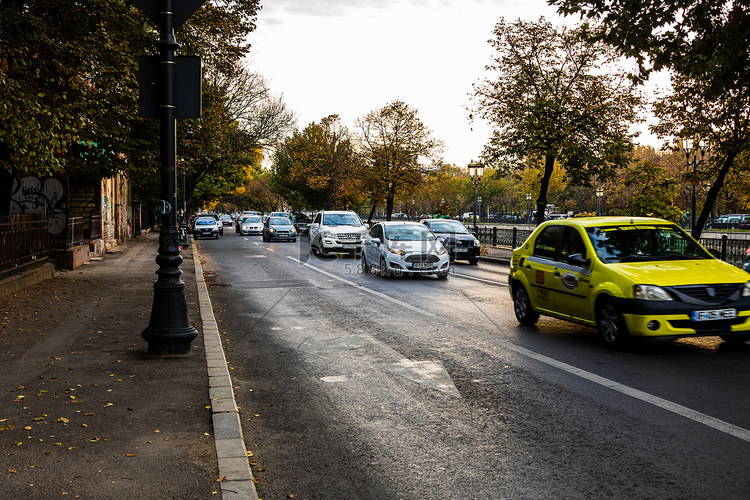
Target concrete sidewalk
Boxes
[0,232,256,499]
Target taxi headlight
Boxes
[634,285,673,301]
[388,246,406,256]
[743,281,750,297]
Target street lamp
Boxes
[596,188,604,216]
[526,193,533,225]
[681,137,708,231]
[468,160,484,232]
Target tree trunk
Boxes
[692,151,737,240]
[366,203,378,226]
[535,154,555,226]
[386,193,394,221]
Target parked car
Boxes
[362,221,450,278]
[193,216,220,239]
[308,210,368,256]
[421,219,480,265]
[262,216,297,242]
[707,214,750,230]
[290,213,311,235]
[509,216,750,346]
[240,215,263,235]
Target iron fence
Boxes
[0,215,49,277]
[66,216,86,249]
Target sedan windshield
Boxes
[195,218,214,226]
[586,224,712,263]
[385,225,436,241]
[322,214,362,226]
[244,216,262,223]
[427,221,470,234]
[269,217,293,226]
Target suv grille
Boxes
[336,233,362,241]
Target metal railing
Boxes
[0,215,49,277]
[66,216,86,249]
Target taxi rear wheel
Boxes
[598,302,629,346]
[513,286,539,326]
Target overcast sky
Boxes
[246,0,661,167]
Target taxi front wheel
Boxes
[598,302,629,346]
[513,286,539,326]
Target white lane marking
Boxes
[286,257,436,318]
[503,341,750,443]
[289,258,750,441]
[452,272,508,286]
[321,375,349,383]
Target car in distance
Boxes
[290,213,311,235]
[362,221,450,278]
[262,216,297,242]
[508,216,750,346]
[308,210,368,256]
[219,214,233,227]
[193,215,220,239]
[421,218,480,265]
[240,215,263,235]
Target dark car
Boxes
[193,216,220,239]
[262,216,297,242]
[421,218,480,265]
[290,213,311,235]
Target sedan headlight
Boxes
[437,246,447,256]
[290,227,297,233]
[634,285,673,301]
[743,281,750,297]
[268,228,276,233]
[388,246,406,256]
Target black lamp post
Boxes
[596,188,604,216]
[468,160,484,233]
[139,0,199,355]
[526,193,532,225]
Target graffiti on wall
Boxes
[10,177,67,235]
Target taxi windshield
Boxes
[586,224,712,263]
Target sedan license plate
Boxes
[692,308,737,321]
[342,244,356,249]
[411,262,432,269]
[454,248,468,252]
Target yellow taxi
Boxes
[508,217,750,346]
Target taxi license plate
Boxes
[692,308,737,321]
[412,263,432,269]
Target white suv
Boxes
[308,210,367,256]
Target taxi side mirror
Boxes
[568,253,590,267]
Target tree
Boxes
[355,100,444,222]
[471,17,643,225]
[550,0,750,97]
[625,160,683,222]
[0,0,264,214]
[271,115,362,210]
[651,72,750,239]
[551,1,750,237]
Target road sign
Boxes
[131,0,206,30]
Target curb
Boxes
[192,239,259,500]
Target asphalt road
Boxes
[197,231,750,500]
